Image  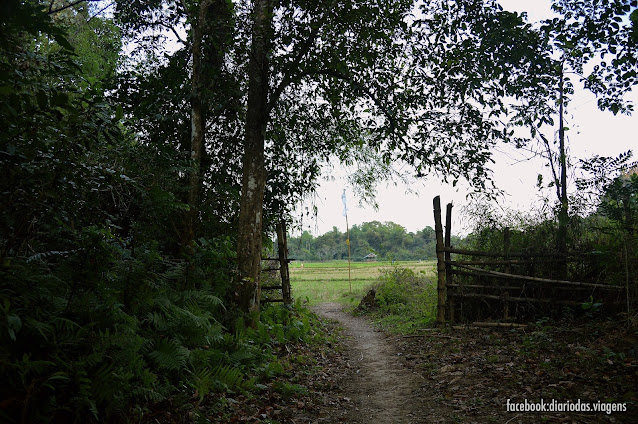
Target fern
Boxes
[26,250,77,263]
[190,367,215,401]
[89,363,116,404]
[52,317,82,345]
[147,338,190,371]
[24,317,54,342]
[145,311,167,330]
[41,371,70,391]
[228,346,255,366]
[130,385,166,403]
[191,364,254,393]
[213,365,245,390]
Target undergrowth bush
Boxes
[1,245,322,424]
[367,266,437,333]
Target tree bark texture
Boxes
[185,0,211,249]
[236,0,273,316]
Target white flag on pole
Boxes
[341,189,348,217]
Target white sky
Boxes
[297,0,638,237]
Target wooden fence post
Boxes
[276,220,292,304]
[445,203,454,323]
[434,196,446,325]
[503,227,511,320]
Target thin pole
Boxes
[342,189,351,293]
[346,213,351,293]
[445,203,453,322]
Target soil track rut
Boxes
[312,303,426,424]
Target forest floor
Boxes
[211,302,638,424]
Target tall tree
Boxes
[186,0,211,248]
[511,0,638,258]
[548,0,638,258]
[549,0,638,115]
[236,0,273,315]
[114,0,239,252]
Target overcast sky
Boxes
[297,0,638,237]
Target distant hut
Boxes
[363,252,377,262]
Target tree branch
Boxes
[267,20,323,112]
[159,22,188,46]
[48,0,102,15]
[308,68,399,135]
[86,2,114,24]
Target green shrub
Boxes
[376,267,420,307]
[368,266,437,333]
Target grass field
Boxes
[289,260,437,306]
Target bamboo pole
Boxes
[453,263,624,290]
[447,283,523,290]
[342,189,351,294]
[443,247,560,258]
[624,241,630,318]
[445,203,454,323]
[434,196,446,325]
[276,220,292,304]
[447,259,564,265]
[472,322,527,329]
[447,292,584,306]
[449,271,620,291]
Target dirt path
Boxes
[312,303,427,424]
[210,302,637,423]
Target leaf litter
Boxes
[148,305,638,423]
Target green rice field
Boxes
[289,260,437,305]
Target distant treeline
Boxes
[287,221,462,261]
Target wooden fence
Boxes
[433,196,626,325]
[261,220,293,305]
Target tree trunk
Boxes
[185,0,211,250]
[236,0,273,317]
[557,64,568,277]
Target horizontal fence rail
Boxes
[442,247,560,258]
[433,195,625,325]
[451,263,624,290]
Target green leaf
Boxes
[7,314,22,341]
[52,32,74,51]
[610,103,620,115]
[115,104,123,121]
